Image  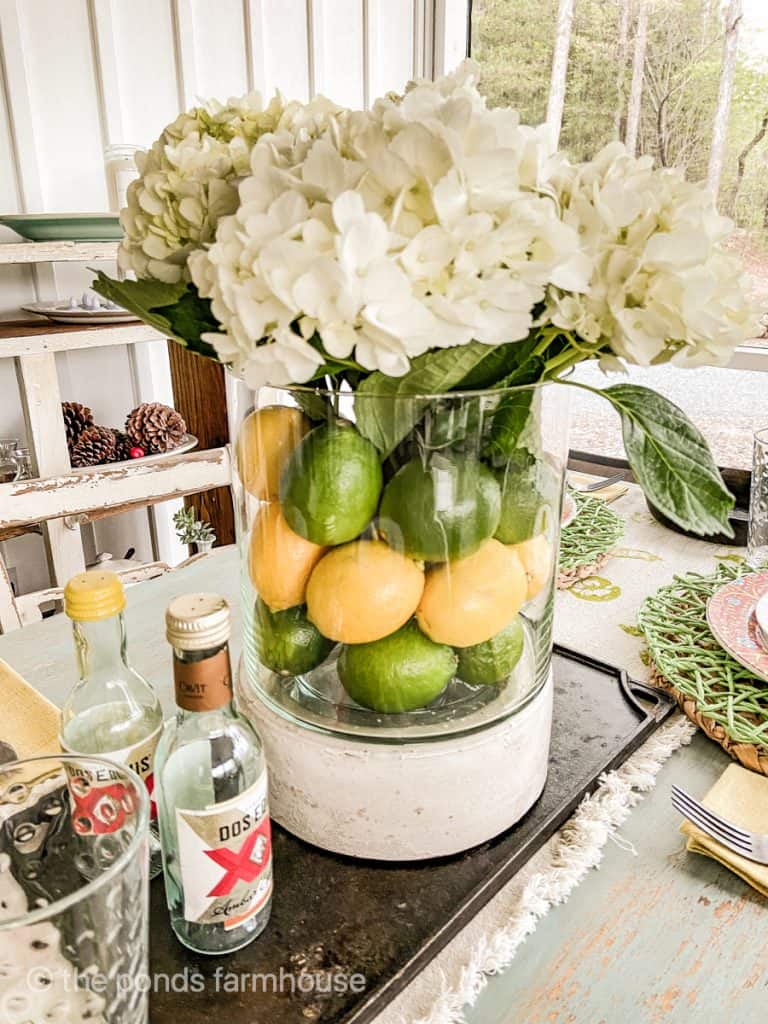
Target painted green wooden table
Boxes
[0,487,765,1023]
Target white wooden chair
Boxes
[2,552,213,630]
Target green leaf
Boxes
[91,272,221,360]
[91,271,189,312]
[598,383,734,537]
[456,333,544,390]
[162,289,221,359]
[486,390,535,463]
[292,388,333,422]
[354,342,505,456]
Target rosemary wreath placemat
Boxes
[638,562,768,776]
[557,491,625,589]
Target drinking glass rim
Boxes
[754,427,768,445]
[0,753,150,930]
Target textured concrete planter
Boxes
[236,664,553,860]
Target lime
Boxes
[495,469,546,544]
[255,599,334,676]
[281,421,382,545]
[495,459,558,545]
[456,617,525,685]
[338,621,457,713]
[379,452,501,562]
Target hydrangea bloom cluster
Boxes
[189,63,591,387]
[118,92,289,283]
[122,62,756,385]
[548,142,754,369]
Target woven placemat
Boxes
[557,491,625,589]
[638,562,768,775]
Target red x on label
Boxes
[204,820,271,897]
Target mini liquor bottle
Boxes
[61,570,163,801]
[156,593,273,954]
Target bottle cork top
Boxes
[165,593,231,651]
[64,570,125,622]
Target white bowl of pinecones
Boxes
[62,401,197,468]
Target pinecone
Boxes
[70,425,117,467]
[112,430,133,462]
[62,401,93,450]
[125,402,186,454]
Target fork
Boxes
[569,471,626,493]
[671,784,768,863]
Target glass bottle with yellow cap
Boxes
[155,592,273,955]
[61,570,163,803]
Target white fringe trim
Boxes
[395,714,696,1024]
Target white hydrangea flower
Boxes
[191,60,588,387]
[548,142,757,367]
[118,92,290,283]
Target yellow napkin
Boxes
[568,472,629,504]
[680,763,768,897]
[0,657,60,758]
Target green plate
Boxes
[0,213,122,242]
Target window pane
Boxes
[471,0,768,467]
[568,361,767,471]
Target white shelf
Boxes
[0,240,119,265]
[0,319,163,358]
[0,447,231,531]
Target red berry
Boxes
[129,446,145,459]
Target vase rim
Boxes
[271,380,550,401]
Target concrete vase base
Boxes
[236,666,554,861]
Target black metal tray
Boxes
[149,645,675,1024]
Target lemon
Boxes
[238,406,310,500]
[379,452,501,562]
[281,421,383,545]
[456,617,525,686]
[306,540,424,644]
[509,534,553,601]
[338,621,456,713]
[255,599,334,676]
[417,539,528,647]
[249,502,327,611]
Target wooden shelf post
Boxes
[14,352,86,585]
[167,343,235,547]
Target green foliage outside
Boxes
[472,0,768,239]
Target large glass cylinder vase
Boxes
[231,382,569,859]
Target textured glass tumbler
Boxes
[748,429,768,569]
[0,755,150,1024]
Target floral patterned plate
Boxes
[706,571,768,683]
[562,491,578,528]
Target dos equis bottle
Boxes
[156,593,273,954]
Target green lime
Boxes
[338,621,457,713]
[495,462,551,545]
[379,452,501,561]
[256,599,334,676]
[280,420,383,545]
[456,617,525,685]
